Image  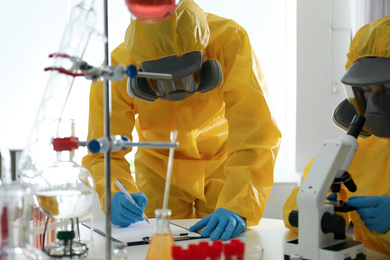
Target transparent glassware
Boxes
[243,244,264,260]
[32,154,95,220]
[0,183,47,260]
[28,119,95,258]
[112,241,127,260]
[31,120,95,220]
[18,0,96,184]
[44,230,87,259]
[125,0,178,23]
[145,209,175,260]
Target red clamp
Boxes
[52,137,79,151]
[48,53,70,58]
[44,53,86,77]
[44,67,85,77]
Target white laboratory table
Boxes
[81,218,389,260]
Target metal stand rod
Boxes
[103,0,112,259]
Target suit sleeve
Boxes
[215,28,282,226]
[82,44,139,212]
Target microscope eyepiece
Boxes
[347,114,366,138]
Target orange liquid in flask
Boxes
[145,233,175,260]
[145,209,175,260]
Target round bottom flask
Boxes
[30,119,95,258]
[32,120,96,220]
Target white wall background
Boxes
[295,0,351,175]
[0,1,69,150]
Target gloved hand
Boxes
[188,208,247,241]
[111,192,148,227]
[346,196,390,233]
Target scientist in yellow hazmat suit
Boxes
[283,15,390,255]
[83,0,281,241]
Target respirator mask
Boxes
[332,57,390,138]
[127,51,223,102]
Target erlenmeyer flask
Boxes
[145,209,175,260]
[125,0,178,23]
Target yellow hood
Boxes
[125,0,210,64]
[346,15,390,70]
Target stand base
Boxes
[284,239,366,260]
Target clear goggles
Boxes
[344,83,390,115]
[146,70,200,101]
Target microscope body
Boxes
[284,128,366,259]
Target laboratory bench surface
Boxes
[81,218,389,260]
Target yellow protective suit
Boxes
[283,15,390,256]
[82,0,281,226]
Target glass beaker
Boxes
[145,209,175,260]
[125,0,178,23]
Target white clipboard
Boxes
[82,219,202,246]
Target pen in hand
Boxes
[114,180,151,224]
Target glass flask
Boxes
[112,241,127,260]
[145,209,175,260]
[32,120,95,220]
[29,119,95,258]
[43,230,87,259]
[0,182,47,260]
[125,0,178,23]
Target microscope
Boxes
[284,115,366,260]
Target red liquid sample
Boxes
[125,0,177,23]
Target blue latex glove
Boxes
[111,192,148,227]
[188,208,247,241]
[346,196,390,233]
